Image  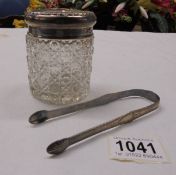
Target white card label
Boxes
[108,136,169,163]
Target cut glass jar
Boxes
[25,8,96,105]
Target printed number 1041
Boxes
[116,140,156,154]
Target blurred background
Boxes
[0,0,29,27]
[0,0,176,32]
[0,0,29,17]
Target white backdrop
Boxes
[0,29,176,175]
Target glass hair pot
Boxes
[25,8,96,105]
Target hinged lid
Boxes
[25,8,96,29]
[25,8,96,38]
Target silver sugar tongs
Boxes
[29,89,160,155]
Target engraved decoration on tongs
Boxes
[29,89,160,155]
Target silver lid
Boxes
[25,8,96,39]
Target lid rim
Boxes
[28,27,94,39]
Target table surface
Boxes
[0,29,176,175]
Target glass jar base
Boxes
[30,88,89,105]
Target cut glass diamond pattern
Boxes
[26,33,94,104]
